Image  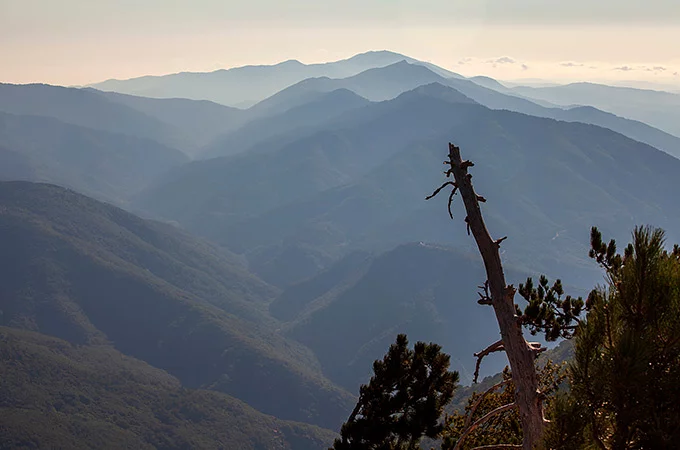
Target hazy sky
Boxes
[2,0,679,87]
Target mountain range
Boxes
[136,83,680,289]
[1,49,680,449]
[512,82,680,138]
[199,61,680,161]
[90,50,462,107]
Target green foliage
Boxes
[441,361,566,450]
[441,368,521,450]
[0,327,336,450]
[331,334,458,450]
[518,275,585,341]
[543,226,680,449]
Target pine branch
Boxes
[463,379,513,431]
[453,403,517,450]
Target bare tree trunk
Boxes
[443,143,546,450]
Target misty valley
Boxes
[1,41,680,450]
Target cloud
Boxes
[612,65,668,73]
[457,57,473,65]
[644,66,667,73]
[490,56,516,65]
[614,65,669,73]
[674,72,679,77]
[521,64,529,71]
[484,56,524,69]
[560,62,584,67]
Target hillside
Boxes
[201,88,371,159]
[277,243,531,389]
[137,85,680,288]
[90,89,248,153]
[0,327,336,450]
[0,83,184,149]
[0,112,188,203]
[0,182,354,429]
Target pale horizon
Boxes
[2,1,679,90]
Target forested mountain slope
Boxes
[0,182,354,429]
[0,327,336,450]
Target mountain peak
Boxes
[276,59,305,67]
[397,82,478,105]
[354,60,439,79]
[343,50,409,63]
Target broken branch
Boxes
[477,280,492,305]
[461,160,475,170]
[453,403,517,450]
[464,379,513,431]
[426,181,456,200]
[470,445,522,450]
[448,188,457,219]
[473,340,505,384]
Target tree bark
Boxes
[445,143,546,450]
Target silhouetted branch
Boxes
[473,340,505,384]
[426,181,456,200]
[470,445,522,450]
[472,444,522,450]
[477,280,492,305]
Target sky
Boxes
[1,0,679,88]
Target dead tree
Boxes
[427,143,547,450]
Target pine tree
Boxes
[331,334,459,450]
[426,142,679,448]
[543,226,680,449]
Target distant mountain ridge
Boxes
[0,83,181,148]
[0,111,188,203]
[199,63,680,160]
[90,50,463,107]
[512,82,680,138]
